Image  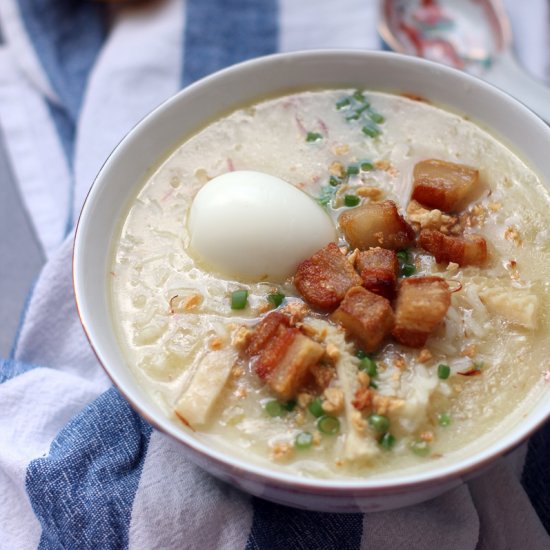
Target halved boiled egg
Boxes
[188,170,336,282]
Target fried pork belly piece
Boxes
[392,277,451,348]
[339,200,415,250]
[294,242,362,310]
[412,159,478,212]
[419,228,487,266]
[309,363,335,392]
[331,286,394,352]
[245,311,290,357]
[267,333,325,400]
[355,248,398,300]
[246,312,324,400]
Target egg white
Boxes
[188,170,336,281]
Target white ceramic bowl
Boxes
[73,50,550,512]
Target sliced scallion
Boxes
[306,132,323,142]
[362,124,381,138]
[230,289,248,310]
[265,400,285,417]
[401,263,416,277]
[410,440,431,457]
[282,400,296,412]
[318,415,340,435]
[267,292,285,308]
[438,412,451,427]
[344,194,360,207]
[308,397,324,418]
[369,112,385,124]
[368,414,390,433]
[359,356,377,377]
[346,113,360,121]
[437,364,451,380]
[380,432,396,450]
[295,431,314,449]
[336,98,351,110]
[396,249,408,262]
[352,90,367,103]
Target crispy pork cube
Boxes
[248,314,297,379]
[267,333,325,400]
[246,311,290,356]
[294,242,362,310]
[331,286,394,352]
[339,200,415,250]
[419,228,487,266]
[355,248,398,300]
[412,159,478,212]
[392,277,451,348]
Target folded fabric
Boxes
[1,0,549,548]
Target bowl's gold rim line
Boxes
[72,48,550,495]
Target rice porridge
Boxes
[110,90,550,478]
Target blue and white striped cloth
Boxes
[1,1,549,548]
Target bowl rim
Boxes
[73,48,550,494]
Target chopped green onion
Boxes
[346,113,360,121]
[355,104,370,116]
[437,364,451,380]
[362,124,381,138]
[396,250,408,262]
[317,415,340,435]
[336,98,351,110]
[318,185,336,207]
[308,397,324,418]
[282,400,296,412]
[380,432,396,450]
[352,90,366,102]
[267,292,285,308]
[329,175,341,187]
[344,194,361,207]
[359,356,377,377]
[347,164,360,175]
[369,112,385,124]
[401,263,416,277]
[360,161,374,171]
[369,380,379,389]
[306,132,323,142]
[356,349,367,359]
[265,400,285,417]
[368,414,390,433]
[295,431,314,449]
[438,412,451,427]
[231,289,248,310]
[410,440,431,457]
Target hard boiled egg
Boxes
[188,170,336,282]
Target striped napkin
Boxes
[1,1,549,548]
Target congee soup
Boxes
[110,90,550,478]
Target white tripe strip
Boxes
[309,319,380,463]
[479,286,539,329]
[395,364,438,433]
[174,347,237,427]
